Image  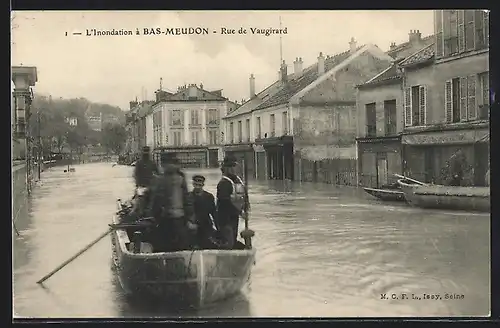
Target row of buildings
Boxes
[125,10,490,187]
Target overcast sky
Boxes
[12,10,434,110]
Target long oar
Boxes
[36,219,155,285]
[36,228,113,284]
[12,221,20,236]
[394,173,427,186]
[240,157,255,249]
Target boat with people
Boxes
[110,196,256,308]
[363,182,406,202]
[396,174,490,213]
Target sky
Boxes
[11,10,434,110]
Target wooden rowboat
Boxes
[397,178,490,213]
[363,182,406,202]
[363,187,406,202]
[110,201,256,308]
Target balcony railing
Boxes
[385,123,397,136]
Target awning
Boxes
[402,129,489,145]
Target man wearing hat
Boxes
[189,175,218,249]
[216,154,248,249]
[145,152,196,252]
[134,146,158,188]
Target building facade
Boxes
[401,10,489,186]
[223,39,394,184]
[356,30,435,188]
[145,84,236,168]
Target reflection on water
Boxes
[13,163,490,318]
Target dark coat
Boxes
[145,170,194,222]
[190,190,217,231]
[134,158,158,187]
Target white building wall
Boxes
[223,103,292,144]
[158,101,228,147]
[145,114,154,147]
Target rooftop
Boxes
[399,42,435,67]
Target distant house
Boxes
[223,38,394,185]
[144,84,237,168]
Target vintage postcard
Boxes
[11,10,490,318]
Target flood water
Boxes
[13,163,490,318]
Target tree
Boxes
[101,123,127,155]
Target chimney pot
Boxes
[318,52,325,75]
[249,73,256,98]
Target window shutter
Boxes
[445,80,453,123]
[467,75,477,120]
[169,111,173,126]
[459,77,468,121]
[404,87,412,127]
[435,10,444,57]
[458,10,465,52]
[484,11,489,46]
[419,85,427,125]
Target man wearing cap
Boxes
[216,154,248,249]
[145,152,196,252]
[189,175,218,249]
[134,146,158,188]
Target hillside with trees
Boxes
[28,95,128,159]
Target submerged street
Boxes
[13,163,490,318]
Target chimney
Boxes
[200,83,203,90]
[293,57,304,78]
[280,60,288,83]
[409,29,422,44]
[349,37,357,54]
[318,52,325,75]
[249,74,256,98]
[389,42,397,50]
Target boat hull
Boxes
[363,187,406,202]
[397,179,490,213]
[110,214,256,308]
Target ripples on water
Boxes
[13,163,490,318]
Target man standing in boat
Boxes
[131,146,158,218]
[216,154,248,249]
[134,146,158,188]
[145,152,196,252]
[189,175,218,249]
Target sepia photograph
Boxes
[11,10,490,318]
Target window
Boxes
[437,10,489,59]
[282,111,288,134]
[404,85,427,127]
[171,110,182,126]
[191,131,199,145]
[478,72,489,119]
[384,100,397,136]
[365,103,376,137]
[229,122,234,143]
[208,130,217,145]
[256,117,261,138]
[237,120,243,143]
[190,109,199,126]
[173,131,182,146]
[445,75,477,123]
[153,111,163,146]
[270,114,275,137]
[207,108,218,125]
[245,119,250,142]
